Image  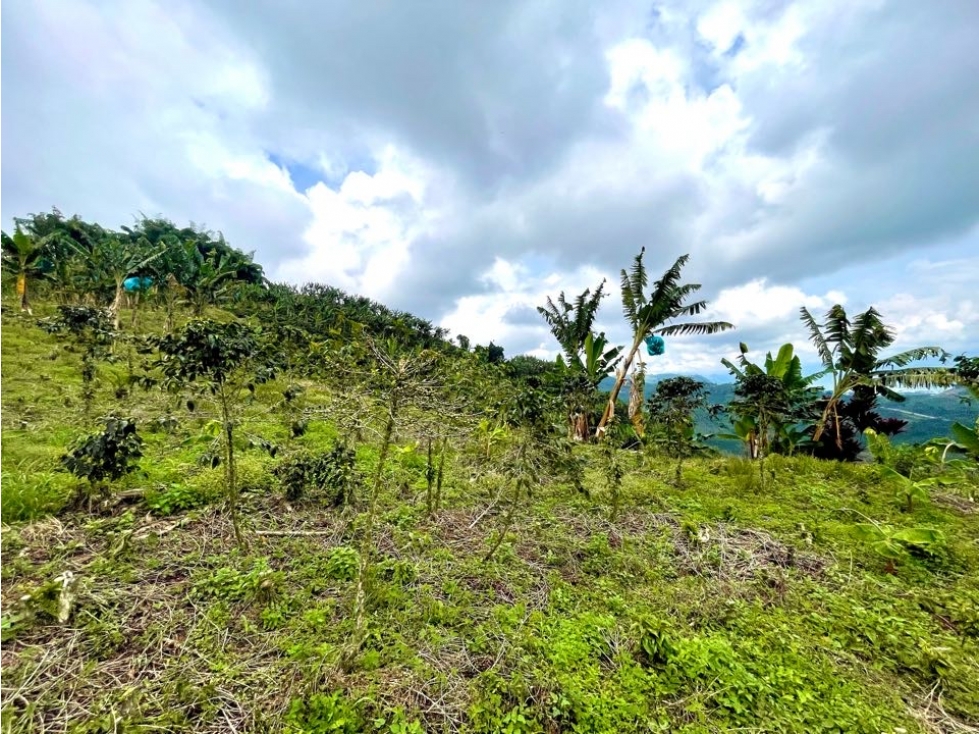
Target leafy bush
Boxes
[61,416,143,508]
[274,444,360,505]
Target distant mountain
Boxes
[601,375,976,451]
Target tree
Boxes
[183,245,240,315]
[646,376,716,485]
[721,342,824,458]
[2,225,48,313]
[951,355,979,399]
[800,305,954,459]
[154,319,276,545]
[337,338,444,654]
[474,342,506,364]
[83,236,165,329]
[596,250,733,437]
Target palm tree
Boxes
[800,305,955,454]
[2,225,47,313]
[595,250,733,437]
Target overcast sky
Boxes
[3,0,978,378]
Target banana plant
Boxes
[945,421,979,460]
[879,466,939,512]
[854,521,945,572]
[596,250,732,437]
[721,342,824,457]
[79,236,165,329]
[184,245,240,315]
[538,281,623,440]
[2,225,49,314]
[800,305,954,452]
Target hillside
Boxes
[2,298,979,734]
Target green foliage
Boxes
[274,445,360,504]
[878,464,938,512]
[153,318,277,545]
[951,354,979,398]
[944,420,979,461]
[39,305,115,413]
[192,558,282,604]
[5,213,979,734]
[0,464,76,523]
[721,342,823,457]
[145,482,211,515]
[863,427,924,476]
[854,522,946,563]
[61,416,143,507]
[1,223,50,312]
[154,318,274,388]
[800,304,955,459]
[324,547,360,581]
[600,423,625,519]
[633,615,677,666]
[647,376,716,484]
[285,692,363,734]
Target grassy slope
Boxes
[1,301,978,734]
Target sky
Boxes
[3,0,978,380]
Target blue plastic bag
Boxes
[123,276,154,293]
[645,335,665,356]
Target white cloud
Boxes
[711,279,845,329]
[273,146,441,300]
[439,258,609,351]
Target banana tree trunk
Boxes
[16,273,31,314]
[110,279,125,330]
[596,333,643,437]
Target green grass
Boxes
[2,298,978,733]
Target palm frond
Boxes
[674,297,708,317]
[875,347,947,369]
[875,385,906,402]
[627,247,648,308]
[721,357,746,380]
[872,367,959,390]
[823,304,851,348]
[656,320,734,337]
[852,306,894,355]
[648,254,690,312]
[620,268,639,326]
[799,307,834,368]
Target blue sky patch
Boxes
[267,152,326,194]
[725,33,746,58]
